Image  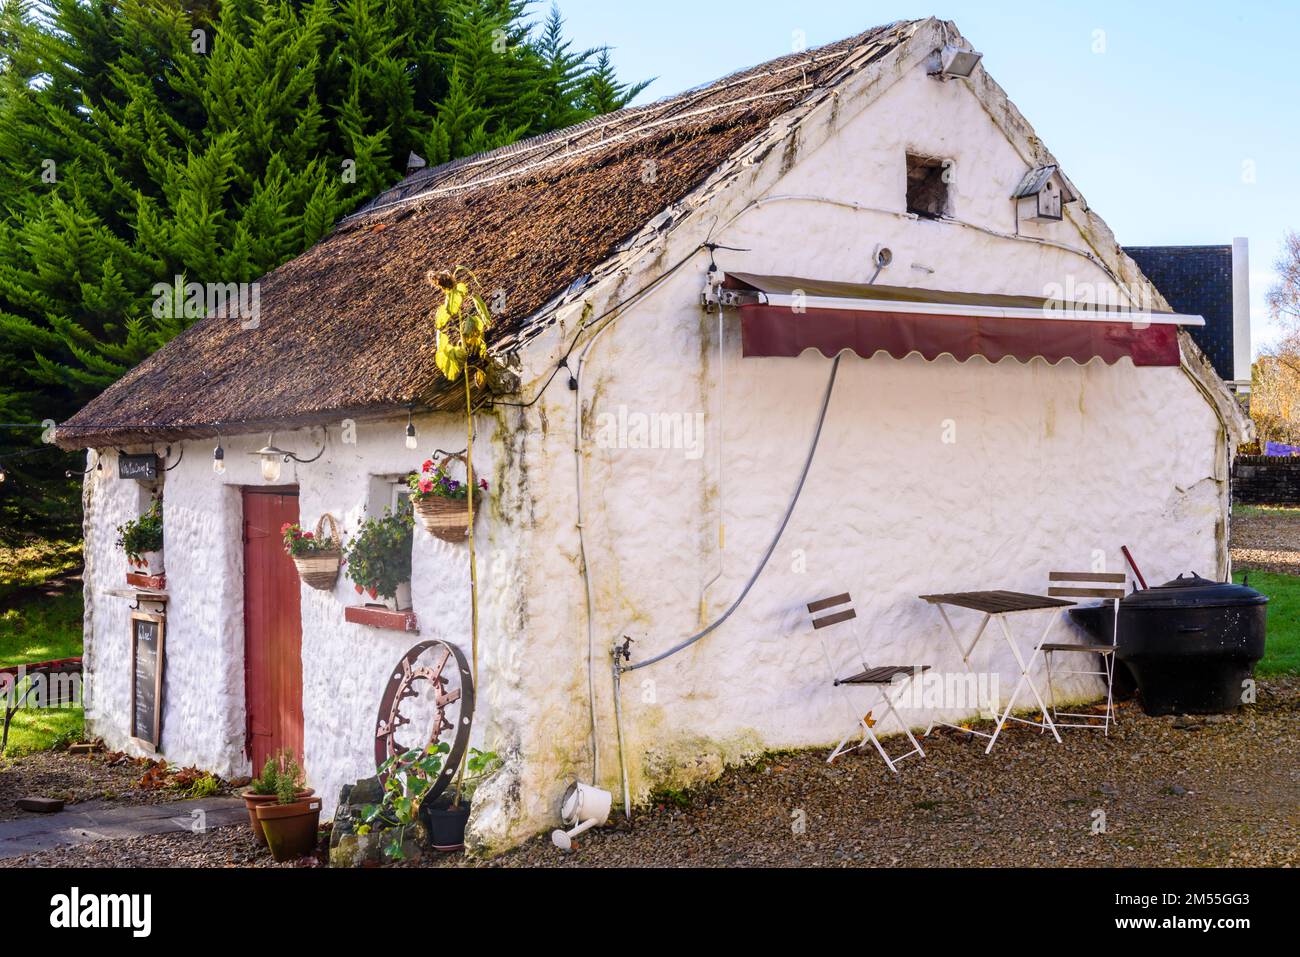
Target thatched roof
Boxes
[56,21,917,449]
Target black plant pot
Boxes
[420,795,471,852]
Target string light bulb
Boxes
[405,411,418,450]
[213,437,226,475]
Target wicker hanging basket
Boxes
[292,513,342,590]
[413,453,480,543]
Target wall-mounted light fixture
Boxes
[927,44,982,80]
[249,430,325,483]
[64,449,103,479]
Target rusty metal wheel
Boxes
[374,639,474,803]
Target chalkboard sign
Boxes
[130,611,165,748]
[118,453,159,481]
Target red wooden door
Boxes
[242,488,304,773]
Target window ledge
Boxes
[126,572,166,590]
[344,605,418,632]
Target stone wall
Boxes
[1233,456,1300,506]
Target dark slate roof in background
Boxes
[1124,245,1234,381]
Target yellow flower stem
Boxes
[453,365,480,806]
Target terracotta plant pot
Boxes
[420,795,471,852]
[241,787,314,846]
[413,493,479,543]
[255,796,323,863]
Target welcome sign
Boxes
[118,453,159,481]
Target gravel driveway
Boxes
[1231,506,1300,575]
[430,677,1297,868]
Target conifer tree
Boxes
[0,0,649,534]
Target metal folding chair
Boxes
[807,593,929,771]
[1043,571,1126,734]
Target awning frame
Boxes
[754,292,1203,327]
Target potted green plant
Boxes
[282,514,342,590]
[240,750,314,846]
[116,498,164,578]
[342,505,413,611]
[351,743,451,863]
[421,747,500,852]
[408,454,487,542]
[253,755,322,863]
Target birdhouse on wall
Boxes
[1011,165,1077,223]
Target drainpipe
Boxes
[698,286,726,624]
[611,643,633,821]
[573,310,631,786]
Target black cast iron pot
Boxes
[1074,572,1267,716]
[420,793,471,852]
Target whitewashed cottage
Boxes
[57,18,1250,852]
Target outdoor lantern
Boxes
[249,430,325,483]
[255,443,284,483]
[0,461,6,484]
[212,437,225,475]
[405,411,418,450]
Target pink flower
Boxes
[280,523,292,534]
[419,479,433,494]
[478,478,489,490]
[303,531,313,539]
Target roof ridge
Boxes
[346,20,917,222]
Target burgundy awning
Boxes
[726,273,1198,367]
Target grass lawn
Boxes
[1,538,85,755]
[1233,569,1300,676]
[0,536,82,605]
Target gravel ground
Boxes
[10,681,1296,868]
[0,750,213,822]
[1231,506,1300,575]
[421,678,1299,869]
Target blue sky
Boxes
[548,0,1299,354]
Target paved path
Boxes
[0,797,245,859]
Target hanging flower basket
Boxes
[284,513,342,590]
[409,453,484,543]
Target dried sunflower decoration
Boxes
[428,267,494,388]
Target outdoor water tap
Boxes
[613,636,634,665]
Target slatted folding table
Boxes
[918,590,1075,753]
